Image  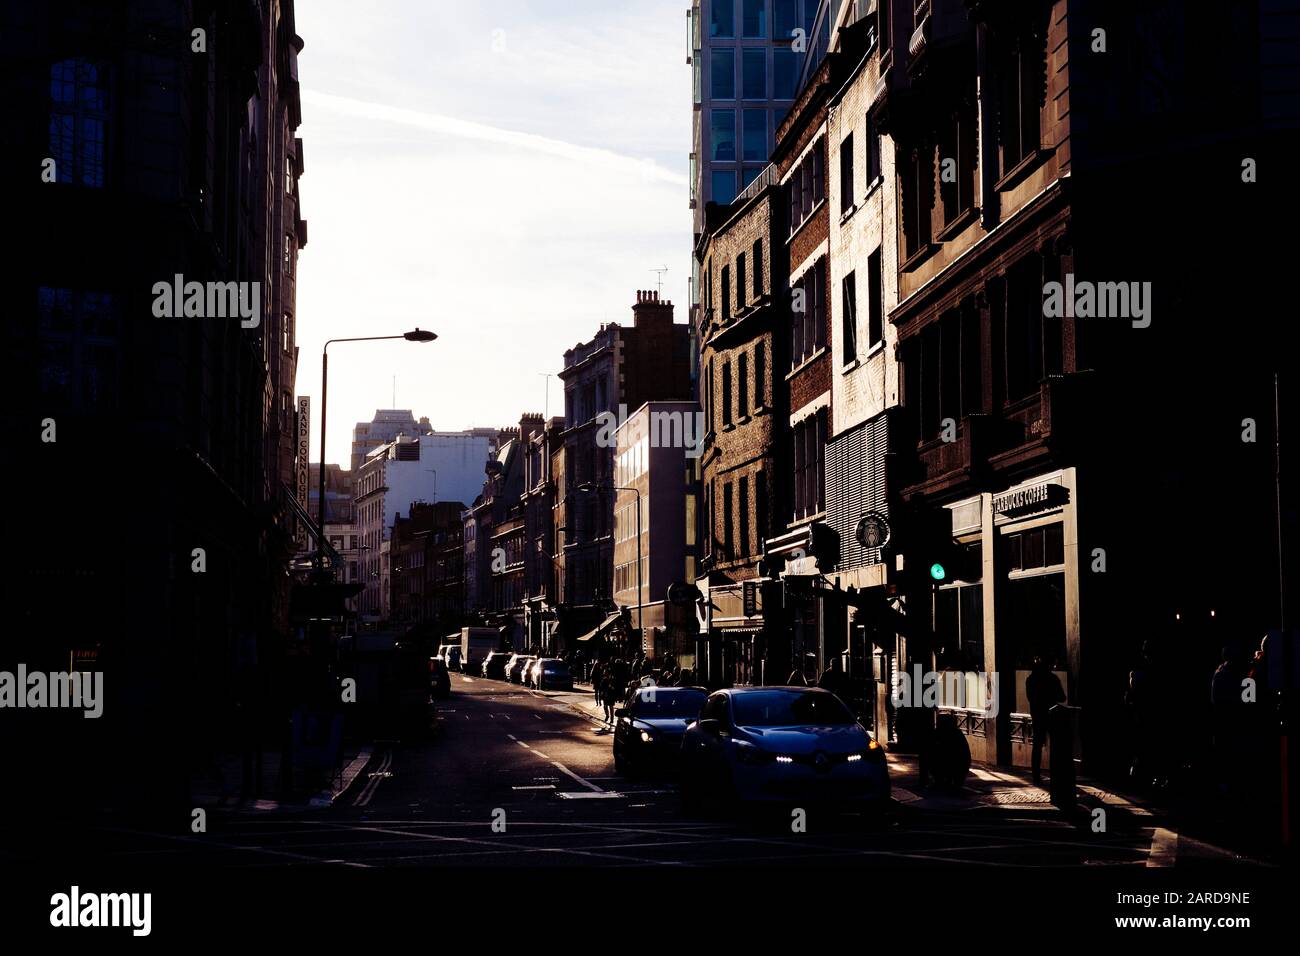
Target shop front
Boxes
[928,469,1081,768]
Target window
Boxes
[721,264,731,322]
[936,571,985,670]
[939,101,978,227]
[752,239,763,297]
[900,140,933,260]
[286,157,295,195]
[840,132,855,212]
[742,49,767,99]
[49,58,109,187]
[1005,254,1046,401]
[742,109,767,161]
[711,0,735,37]
[792,410,827,520]
[712,169,737,205]
[1007,524,1065,572]
[738,349,749,418]
[742,166,763,187]
[867,248,883,349]
[739,475,751,557]
[743,0,767,37]
[788,139,824,234]
[722,360,733,425]
[997,29,1043,176]
[812,140,824,203]
[284,234,295,276]
[723,482,735,558]
[865,114,882,183]
[755,469,768,543]
[711,110,736,160]
[712,49,735,99]
[754,340,766,407]
[903,302,981,442]
[704,483,714,557]
[774,0,799,38]
[736,253,746,309]
[283,311,293,353]
[37,287,120,408]
[842,271,857,365]
[774,49,798,98]
[791,257,826,368]
[706,359,715,431]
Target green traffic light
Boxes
[929,562,947,581]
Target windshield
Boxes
[631,690,708,719]
[730,691,855,727]
[542,661,567,673]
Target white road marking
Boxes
[461,677,474,683]
[550,760,604,792]
[1147,827,1179,867]
[556,791,624,800]
[512,785,557,790]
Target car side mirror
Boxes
[697,718,722,735]
[614,708,628,718]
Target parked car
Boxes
[521,657,542,688]
[530,658,573,691]
[679,687,889,814]
[443,646,462,672]
[613,686,708,775]
[481,651,512,680]
[506,653,531,683]
[428,657,451,699]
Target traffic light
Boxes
[902,503,979,588]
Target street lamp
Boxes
[577,481,642,656]
[317,329,437,574]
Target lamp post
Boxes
[317,329,436,574]
[577,481,642,656]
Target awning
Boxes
[576,613,622,642]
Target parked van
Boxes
[460,627,501,674]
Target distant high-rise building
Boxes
[689,0,821,230]
[351,410,430,473]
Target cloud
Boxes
[301,89,686,186]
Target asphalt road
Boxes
[66,673,1268,869]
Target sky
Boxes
[293,0,693,468]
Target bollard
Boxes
[1049,703,1078,811]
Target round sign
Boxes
[855,511,891,550]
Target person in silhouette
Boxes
[918,712,971,790]
[1026,656,1066,785]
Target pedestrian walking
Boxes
[1026,656,1066,785]
[590,661,604,702]
[1210,645,1248,797]
[601,672,621,723]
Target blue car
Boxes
[679,687,889,813]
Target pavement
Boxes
[189,742,377,812]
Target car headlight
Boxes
[859,738,887,763]
[639,730,654,743]
[774,755,794,765]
